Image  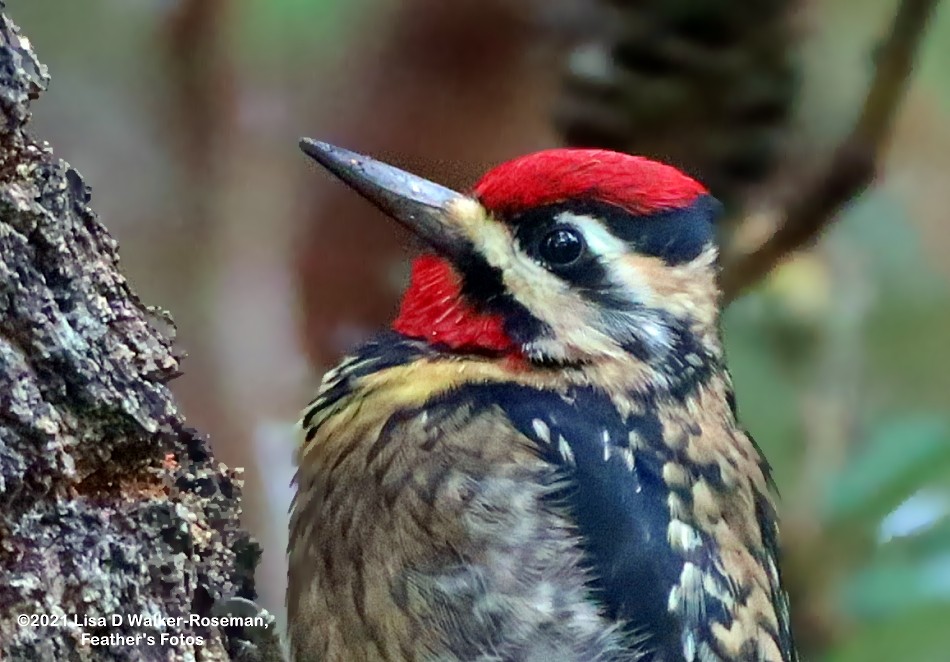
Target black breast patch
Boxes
[452,382,685,659]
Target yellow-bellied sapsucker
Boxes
[288,140,798,662]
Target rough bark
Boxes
[0,7,264,661]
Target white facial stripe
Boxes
[544,212,680,357]
[555,212,627,259]
[444,201,715,362]
[561,212,722,324]
[555,212,663,308]
[447,205,622,359]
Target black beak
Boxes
[299,139,471,259]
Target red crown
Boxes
[473,149,706,217]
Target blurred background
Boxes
[10,0,950,658]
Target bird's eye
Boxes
[538,227,585,266]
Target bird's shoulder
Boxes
[291,332,640,661]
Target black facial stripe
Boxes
[606,195,719,265]
[507,195,720,266]
[452,248,548,346]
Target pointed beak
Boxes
[299,138,472,259]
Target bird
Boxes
[288,139,798,662]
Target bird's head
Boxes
[301,140,723,367]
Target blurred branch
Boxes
[556,0,799,211]
[0,7,263,660]
[161,0,232,223]
[720,0,942,301]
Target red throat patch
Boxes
[393,255,517,355]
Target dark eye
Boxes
[538,227,585,266]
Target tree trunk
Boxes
[0,7,263,661]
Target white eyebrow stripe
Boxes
[554,211,668,313]
[554,212,628,259]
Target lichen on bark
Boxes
[0,6,265,661]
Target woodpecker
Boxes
[289,140,798,662]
